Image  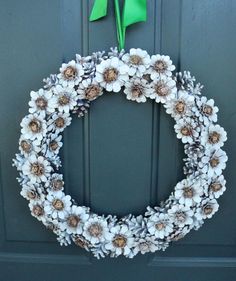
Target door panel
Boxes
[0,1,236,280]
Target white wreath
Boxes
[13,48,228,259]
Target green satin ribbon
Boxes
[89,0,147,50]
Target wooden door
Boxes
[0,1,236,280]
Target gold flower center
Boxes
[210,157,219,168]
[32,205,44,216]
[210,182,222,192]
[175,101,186,113]
[29,119,42,133]
[58,95,70,106]
[35,97,47,109]
[130,55,142,65]
[30,163,44,176]
[131,85,143,98]
[181,126,192,136]
[87,223,103,237]
[67,215,80,228]
[85,85,101,100]
[103,68,118,83]
[52,179,63,191]
[27,190,37,199]
[63,66,77,80]
[183,187,194,198]
[203,105,213,116]
[52,199,64,211]
[155,222,165,231]
[155,83,169,96]
[112,235,127,248]
[203,205,213,215]
[50,140,59,151]
[208,131,220,144]
[20,140,31,152]
[55,117,65,128]
[154,60,167,73]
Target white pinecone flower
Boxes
[59,205,89,235]
[200,124,227,149]
[77,78,103,101]
[45,173,64,192]
[83,217,111,245]
[174,178,203,207]
[168,204,194,228]
[95,57,129,92]
[58,60,84,87]
[21,113,47,141]
[22,154,52,183]
[47,112,72,133]
[19,136,41,156]
[164,90,194,119]
[148,54,175,80]
[148,77,176,103]
[134,236,159,255]
[124,77,152,103]
[193,96,219,125]
[29,200,46,223]
[44,191,72,220]
[195,198,219,220]
[20,183,44,201]
[42,133,62,157]
[204,174,226,199]
[28,88,55,115]
[199,148,228,177]
[105,225,134,257]
[147,213,173,239]
[50,85,78,113]
[122,48,150,77]
[174,117,200,144]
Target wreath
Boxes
[13,48,228,259]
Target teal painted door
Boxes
[0,1,236,280]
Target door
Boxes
[0,1,236,280]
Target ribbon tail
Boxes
[89,0,108,21]
[122,0,147,27]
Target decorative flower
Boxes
[45,173,64,192]
[44,191,72,220]
[28,88,55,115]
[174,179,203,207]
[193,96,219,125]
[147,213,173,239]
[42,133,62,157]
[48,112,72,133]
[124,77,151,103]
[22,154,52,183]
[20,183,44,201]
[149,54,175,80]
[134,236,159,255]
[50,85,78,113]
[165,90,194,119]
[77,79,103,101]
[19,136,41,156]
[201,124,227,149]
[174,117,200,144]
[95,57,129,92]
[199,148,228,177]
[105,225,134,257]
[29,200,46,222]
[122,48,150,77]
[148,77,176,103]
[58,60,84,87]
[204,174,226,199]
[83,217,111,245]
[195,199,219,220]
[168,204,194,228]
[20,113,47,141]
[60,206,89,235]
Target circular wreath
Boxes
[13,48,228,259]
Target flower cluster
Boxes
[13,48,227,259]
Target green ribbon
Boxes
[89,0,147,50]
